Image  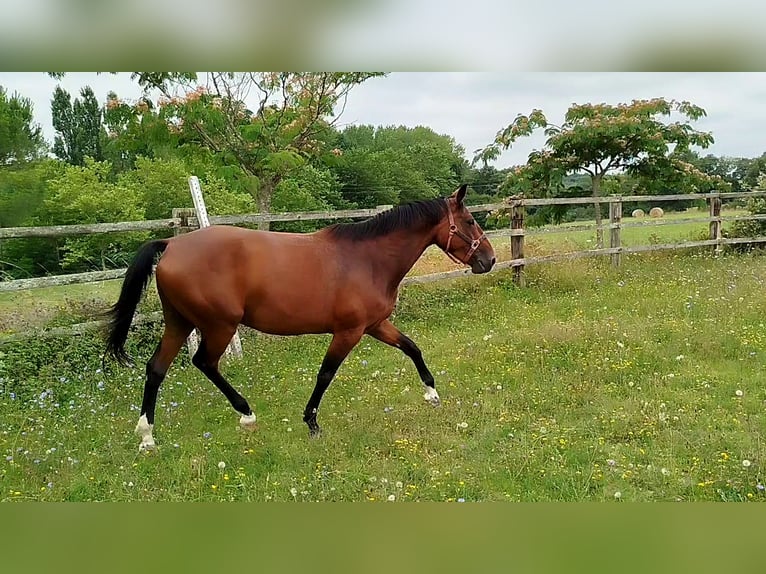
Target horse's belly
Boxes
[241,291,331,335]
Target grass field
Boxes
[2,209,765,502]
[2,244,766,501]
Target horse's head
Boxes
[439,184,496,274]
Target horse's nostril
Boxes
[491,257,496,266]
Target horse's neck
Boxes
[365,227,437,289]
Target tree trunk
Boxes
[256,185,272,231]
[247,175,276,231]
[592,174,603,248]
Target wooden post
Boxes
[609,197,622,267]
[510,198,526,286]
[187,176,243,359]
[172,207,201,357]
[709,193,722,254]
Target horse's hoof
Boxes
[423,387,441,407]
[308,427,323,439]
[239,413,257,431]
[138,440,157,453]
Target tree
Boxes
[0,86,45,164]
[477,99,718,246]
[110,72,384,228]
[51,86,105,165]
[331,125,466,207]
[39,159,147,271]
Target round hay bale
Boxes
[649,207,664,218]
[631,209,645,218]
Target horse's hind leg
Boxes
[367,319,440,406]
[192,325,256,430]
[136,309,193,452]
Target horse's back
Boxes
[155,226,350,333]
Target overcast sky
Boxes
[2,72,765,168]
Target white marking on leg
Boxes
[239,413,257,430]
[423,386,441,406]
[135,414,156,452]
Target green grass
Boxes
[1,249,766,501]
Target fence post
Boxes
[172,207,201,357]
[709,192,722,254]
[187,176,243,359]
[510,197,526,287]
[609,196,622,267]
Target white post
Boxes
[186,176,243,359]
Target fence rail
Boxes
[3,190,766,344]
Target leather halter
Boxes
[443,207,487,265]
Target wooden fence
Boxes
[2,190,766,344]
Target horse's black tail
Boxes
[104,239,168,366]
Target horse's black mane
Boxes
[327,198,448,241]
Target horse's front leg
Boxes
[303,329,364,436]
[367,319,440,406]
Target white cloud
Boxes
[2,72,765,168]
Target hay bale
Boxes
[631,209,645,218]
[649,207,664,218]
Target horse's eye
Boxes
[467,219,475,226]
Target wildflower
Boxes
[458,422,468,429]
[203,432,212,439]
[287,427,292,432]
[607,459,616,467]
[742,460,752,468]
[387,495,396,502]
[211,484,218,490]
[383,406,393,413]
[290,487,298,498]
[361,360,368,367]
[218,461,226,470]
[281,418,289,422]
[756,483,764,491]
[661,467,671,476]
[457,498,466,503]
[735,389,744,397]
[614,491,622,500]
[675,355,684,361]
[395,481,403,489]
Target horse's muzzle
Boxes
[471,255,496,274]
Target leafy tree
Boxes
[331,125,466,207]
[0,87,45,164]
[39,159,147,271]
[0,160,65,279]
[271,165,349,232]
[107,73,383,228]
[477,99,719,246]
[51,86,105,165]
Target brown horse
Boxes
[105,184,495,451]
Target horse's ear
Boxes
[452,184,468,206]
